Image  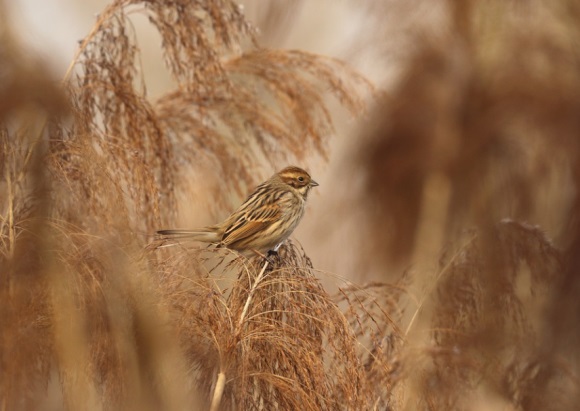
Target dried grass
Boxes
[351,0,580,408]
[155,241,371,409]
[2,0,580,410]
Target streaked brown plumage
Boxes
[157,166,318,256]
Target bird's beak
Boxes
[310,180,319,187]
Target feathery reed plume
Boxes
[0,3,67,408]
[157,240,372,410]
[2,0,373,409]
[411,221,566,409]
[349,0,580,408]
[335,277,410,408]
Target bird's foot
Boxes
[266,248,283,265]
[250,248,281,265]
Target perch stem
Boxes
[237,259,269,330]
[209,372,226,411]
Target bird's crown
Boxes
[277,166,318,189]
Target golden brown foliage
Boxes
[156,241,371,409]
[2,0,580,410]
[1,0,371,410]
[352,0,580,409]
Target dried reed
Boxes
[2,0,580,410]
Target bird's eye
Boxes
[298,176,305,182]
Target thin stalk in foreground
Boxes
[209,372,226,411]
[237,259,270,331]
[209,258,269,411]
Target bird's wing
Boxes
[221,200,281,247]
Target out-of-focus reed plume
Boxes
[348,0,580,408]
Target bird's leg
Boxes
[267,250,282,265]
[249,249,280,265]
[251,242,282,262]
[268,242,283,256]
[266,243,285,263]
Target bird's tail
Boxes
[156,228,221,244]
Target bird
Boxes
[156,166,318,257]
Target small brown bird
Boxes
[157,166,318,256]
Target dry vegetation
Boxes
[1,0,580,410]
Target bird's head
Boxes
[277,166,319,198]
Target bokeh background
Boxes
[3,1,580,409]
